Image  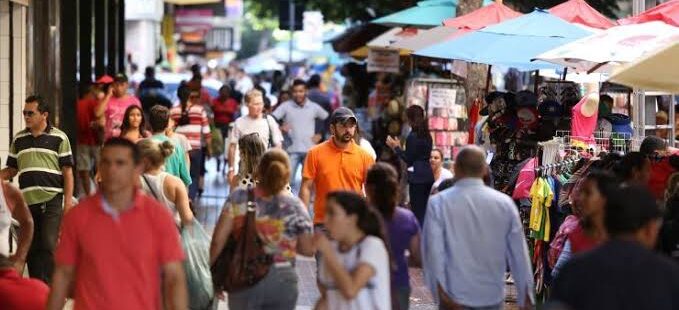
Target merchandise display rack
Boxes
[404,77,468,160]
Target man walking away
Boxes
[422,146,534,310]
[272,79,329,193]
[46,138,187,310]
[148,105,192,187]
[138,66,171,113]
[550,185,679,310]
[306,74,333,140]
[0,95,74,283]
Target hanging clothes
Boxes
[529,177,553,242]
[468,98,481,144]
[571,95,598,149]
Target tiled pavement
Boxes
[197,158,518,310]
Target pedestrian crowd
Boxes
[1,65,679,310]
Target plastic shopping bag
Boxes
[181,221,214,310]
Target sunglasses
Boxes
[22,110,37,117]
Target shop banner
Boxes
[367,48,400,73]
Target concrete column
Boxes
[94,0,106,77]
[79,0,93,88]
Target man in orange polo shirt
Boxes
[300,107,375,225]
[46,138,188,310]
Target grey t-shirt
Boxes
[272,99,329,153]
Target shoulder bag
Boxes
[211,187,272,292]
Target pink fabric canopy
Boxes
[442,2,521,29]
[550,0,615,29]
[618,0,679,27]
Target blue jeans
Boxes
[288,152,306,193]
[228,266,298,310]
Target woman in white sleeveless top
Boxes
[137,139,193,227]
[0,181,34,273]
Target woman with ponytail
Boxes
[210,149,314,309]
[137,139,193,227]
[314,191,391,310]
[366,163,421,310]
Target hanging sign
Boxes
[367,48,400,73]
[428,87,457,108]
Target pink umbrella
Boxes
[443,2,521,29]
[618,0,679,26]
[550,0,616,29]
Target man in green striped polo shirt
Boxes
[0,95,74,283]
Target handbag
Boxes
[211,187,272,293]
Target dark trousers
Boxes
[27,194,63,283]
[188,149,203,200]
[410,182,434,226]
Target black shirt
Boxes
[551,239,679,310]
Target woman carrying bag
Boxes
[210,149,315,309]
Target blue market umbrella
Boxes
[372,0,458,28]
[414,9,593,70]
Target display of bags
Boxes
[181,221,214,310]
[211,187,272,293]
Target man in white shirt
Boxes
[227,89,283,184]
[272,79,329,191]
[234,68,254,95]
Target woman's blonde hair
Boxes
[137,139,174,168]
[256,149,291,195]
[244,89,263,105]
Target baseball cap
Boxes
[113,73,128,83]
[330,107,357,124]
[95,75,114,84]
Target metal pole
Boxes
[632,0,645,139]
[288,0,295,72]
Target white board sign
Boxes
[428,88,457,108]
[367,48,400,73]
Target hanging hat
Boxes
[538,100,563,119]
[481,91,516,116]
[516,90,538,107]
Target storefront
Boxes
[0,0,28,164]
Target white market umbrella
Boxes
[609,42,679,92]
[535,21,679,73]
[389,26,461,51]
[366,27,419,48]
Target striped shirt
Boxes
[6,125,74,205]
[170,104,211,149]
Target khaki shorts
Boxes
[77,144,100,172]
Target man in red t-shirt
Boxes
[0,254,49,310]
[212,85,239,172]
[46,138,187,310]
[76,81,107,196]
[640,136,679,200]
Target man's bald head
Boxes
[454,145,487,178]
